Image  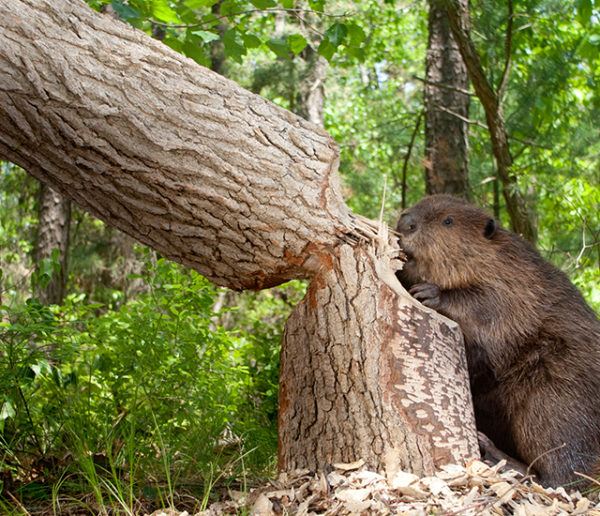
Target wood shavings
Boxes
[166,459,600,516]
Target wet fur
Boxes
[396,194,600,487]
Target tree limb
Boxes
[444,0,536,242]
[497,0,513,98]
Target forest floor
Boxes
[9,459,600,515]
[139,459,600,516]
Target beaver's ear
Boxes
[483,218,497,239]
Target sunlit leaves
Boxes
[150,0,179,23]
[88,0,371,67]
[184,0,219,7]
[317,38,336,60]
[324,22,347,46]
[242,32,262,48]
[267,37,291,59]
[192,29,221,43]
[223,28,247,62]
[575,0,593,26]
[249,0,277,8]
[287,33,308,54]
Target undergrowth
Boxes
[0,257,297,514]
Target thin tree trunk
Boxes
[34,183,71,305]
[297,48,327,127]
[0,0,479,474]
[424,0,470,197]
[444,0,536,242]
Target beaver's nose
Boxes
[396,213,417,235]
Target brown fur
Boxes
[396,194,600,487]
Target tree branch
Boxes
[497,0,513,98]
[400,110,423,209]
[444,0,536,242]
[413,75,476,97]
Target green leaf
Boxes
[249,0,277,8]
[192,30,221,43]
[344,46,365,61]
[242,33,262,49]
[201,13,220,28]
[267,37,291,59]
[185,0,219,7]
[281,0,294,8]
[346,23,366,46]
[184,37,210,66]
[308,0,325,11]
[575,0,592,26]
[223,29,247,63]
[163,36,183,52]
[220,0,238,16]
[324,23,348,47]
[151,0,180,23]
[110,0,140,20]
[318,38,336,60]
[287,34,307,54]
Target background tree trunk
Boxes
[424,0,470,197]
[444,0,536,242]
[33,183,71,305]
[0,0,479,474]
[297,48,327,127]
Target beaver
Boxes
[395,194,600,487]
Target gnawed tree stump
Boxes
[280,228,478,476]
[0,0,479,476]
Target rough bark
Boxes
[0,0,480,474]
[444,0,536,242]
[279,238,479,475]
[34,183,71,304]
[424,0,470,198]
[0,0,350,291]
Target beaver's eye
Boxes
[443,216,453,227]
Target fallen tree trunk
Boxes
[0,0,479,475]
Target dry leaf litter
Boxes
[147,459,600,516]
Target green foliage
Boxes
[85,0,369,67]
[0,163,38,305]
[324,0,428,220]
[0,259,280,509]
[467,0,600,307]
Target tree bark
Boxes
[444,0,536,242]
[0,0,479,474]
[279,238,479,475]
[297,48,327,127]
[0,0,349,291]
[424,0,470,198]
[34,183,71,304]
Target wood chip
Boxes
[187,459,600,516]
[333,459,365,471]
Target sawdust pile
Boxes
[149,459,600,516]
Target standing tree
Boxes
[423,0,470,197]
[444,0,536,241]
[33,184,71,305]
[0,0,479,476]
